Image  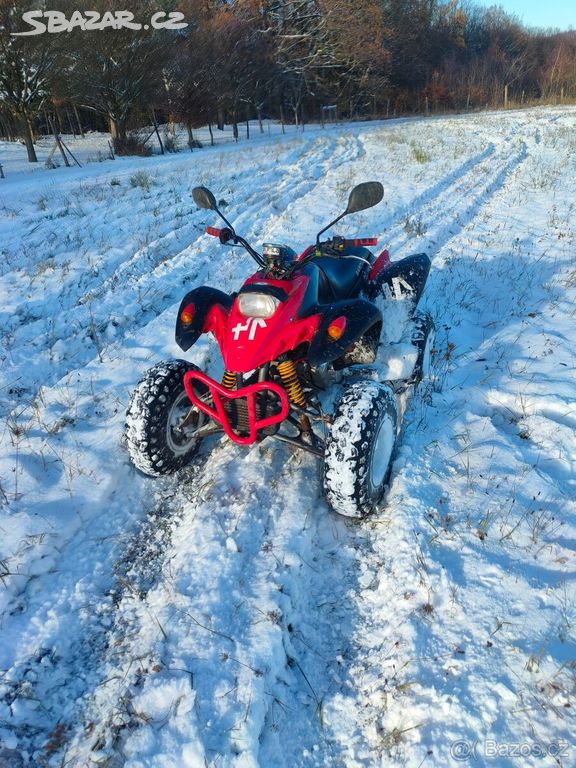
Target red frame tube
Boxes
[183,370,290,445]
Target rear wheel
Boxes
[324,381,397,518]
[125,360,207,477]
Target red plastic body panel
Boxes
[183,370,290,445]
[202,302,230,338]
[368,249,390,281]
[205,272,321,373]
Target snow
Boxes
[1,107,575,766]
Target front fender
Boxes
[175,287,233,351]
[308,299,382,366]
[366,253,431,305]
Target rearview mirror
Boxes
[192,186,217,210]
[346,182,383,214]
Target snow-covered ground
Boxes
[0,108,574,767]
[0,120,288,178]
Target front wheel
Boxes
[324,381,397,518]
[125,359,207,477]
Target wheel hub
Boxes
[166,391,204,455]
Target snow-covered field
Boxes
[0,108,575,767]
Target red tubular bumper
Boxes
[183,370,290,445]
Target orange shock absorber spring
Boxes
[277,361,307,407]
[221,370,236,390]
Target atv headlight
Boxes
[238,293,280,318]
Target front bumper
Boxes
[183,370,290,445]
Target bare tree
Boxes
[319,0,388,116]
[538,33,576,99]
[159,0,218,145]
[263,0,340,126]
[59,0,170,149]
[3,0,576,158]
[0,0,58,162]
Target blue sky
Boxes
[472,0,575,31]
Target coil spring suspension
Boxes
[221,370,236,390]
[277,361,307,407]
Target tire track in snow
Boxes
[0,134,323,282]
[55,439,370,767]
[6,125,532,765]
[0,130,368,747]
[385,139,528,258]
[0,134,326,330]
[320,115,576,765]
[0,132,369,765]
[256,132,367,246]
[73,133,345,308]
[0,134,345,408]
[3,116,561,767]
[31,442,312,764]
[248,128,533,764]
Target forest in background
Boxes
[1,0,575,162]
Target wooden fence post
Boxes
[150,110,164,154]
[48,116,70,167]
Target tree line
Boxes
[1,0,575,162]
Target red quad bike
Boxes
[125,182,434,517]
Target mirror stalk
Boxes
[213,206,236,237]
[314,182,384,244]
[192,185,265,267]
[215,210,265,268]
[316,211,348,245]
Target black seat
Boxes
[314,247,372,303]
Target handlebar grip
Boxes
[324,237,379,252]
[348,238,378,247]
[206,226,222,237]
